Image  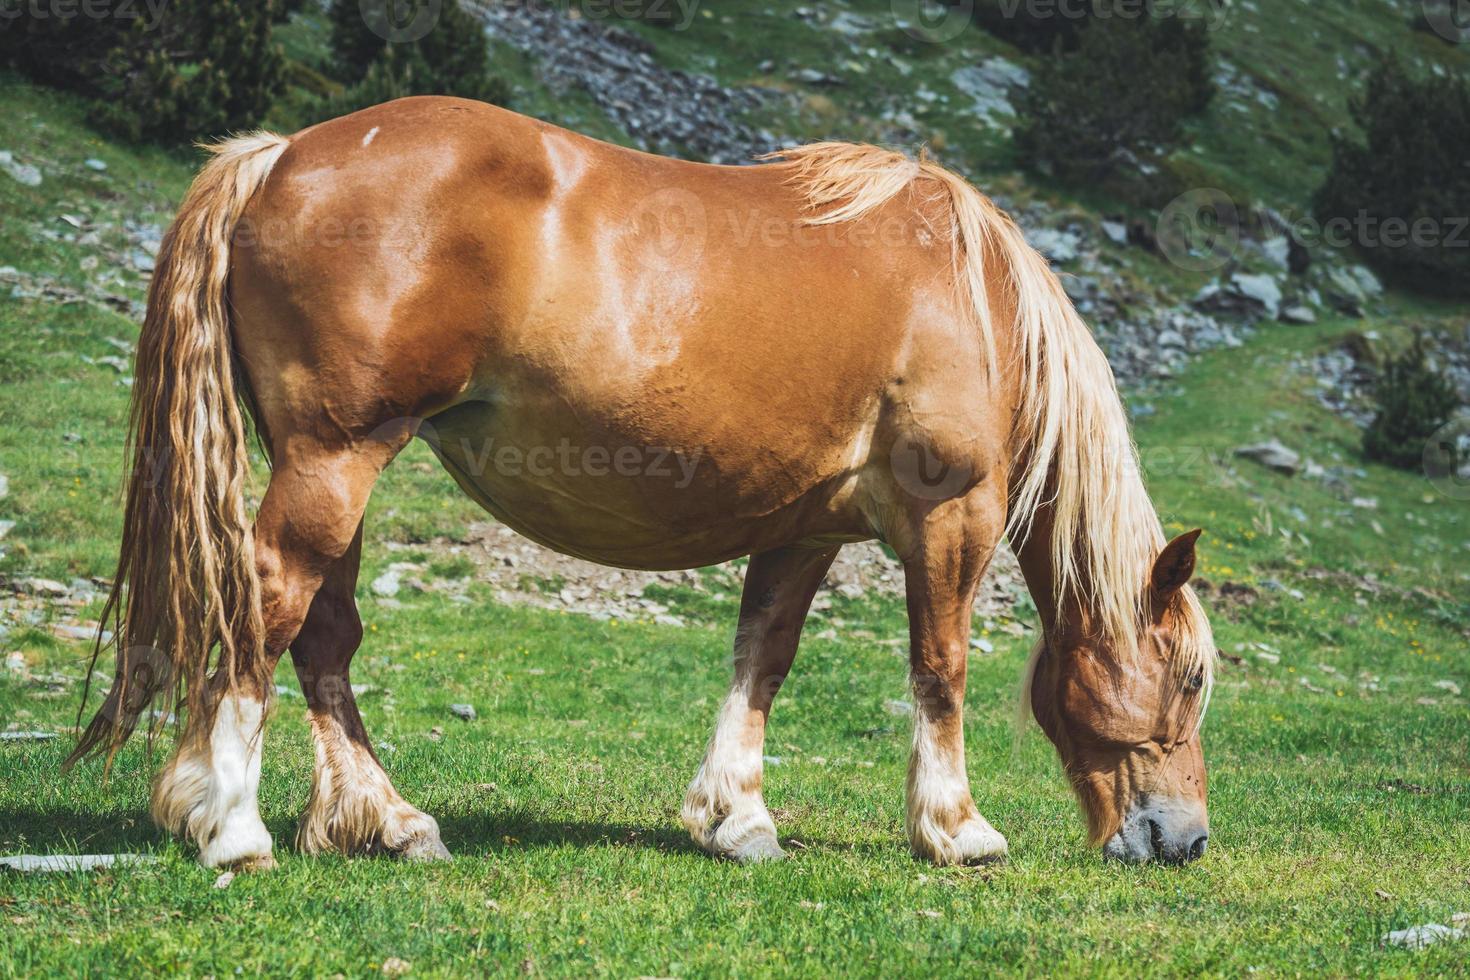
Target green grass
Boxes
[3,44,1470,978]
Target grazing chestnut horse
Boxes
[69,97,1215,870]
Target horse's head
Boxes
[1028,530,1214,865]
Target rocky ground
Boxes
[476,0,792,163]
[372,522,1029,636]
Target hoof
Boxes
[225,852,278,873]
[727,833,786,865]
[951,818,1009,866]
[399,833,452,863]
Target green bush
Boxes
[959,0,1094,52]
[1314,61,1470,297]
[1362,335,1461,471]
[0,0,296,141]
[322,0,509,117]
[1012,14,1213,189]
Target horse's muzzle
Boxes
[1103,796,1209,865]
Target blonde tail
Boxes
[66,132,291,768]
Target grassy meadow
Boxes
[1,14,1469,977]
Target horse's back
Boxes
[227,97,999,565]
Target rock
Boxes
[1230,273,1282,319]
[477,3,789,164]
[1101,220,1128,246]
[0,731,58,742]
[0,853,158,873]
[0,150,42,188]
[1349,264,1383,298]
[381,957,412,976]
[1234,440,1302,476]
[793,68,842,86]
[1434,680,1462,696]
[449,703,477,721]
[16,577,69,597]
[371,562,421,598]
[213,870,235,889]
[883,699,914,716]
[84,158,108,172]
[949,57,1031,129]
[1261,237,1291,269]
[0,472,7,498]
[1384,923,1463,949]
[970,636,994,653]
[1026,228,1082,264]
[1323,266,1370,315]
[1280,304,1316,324]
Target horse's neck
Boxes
[1010,503,1067,637]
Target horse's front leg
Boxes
[682,545,838,863]
[900,489,1009,866]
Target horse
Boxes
[67,96,1216,871]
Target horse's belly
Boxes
[423,396,867,570]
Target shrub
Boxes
[1314,61,1470,297]
[961,0,1094,53]
[323,0,509,116]
[1012,13,1213,188]
[1362,335,1461,471]
[0,0,295,142]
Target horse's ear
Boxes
[1151,529,1202,599]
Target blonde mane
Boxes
[767,142,1214,691]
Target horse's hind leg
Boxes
[290,522,449,861]
[682,545,838,863]
[151,440,399,869]
[901,489,1009,866]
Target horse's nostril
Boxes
[1187,834,1208,862]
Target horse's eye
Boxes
[1186,670,1205,693]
